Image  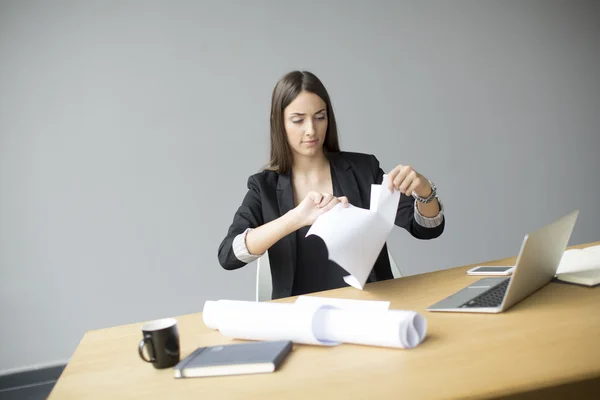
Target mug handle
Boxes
[138,335,155,363]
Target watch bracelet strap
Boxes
[412,180,437,203]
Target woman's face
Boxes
[283,91,328,160]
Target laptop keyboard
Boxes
[460,279,511,308]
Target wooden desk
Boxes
[49,242,600,399]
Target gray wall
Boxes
[1,0,599,374]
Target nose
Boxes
[305,120,316,136]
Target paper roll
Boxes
[312,308,427,349]
[202,300,338,346]
[201,300,219,329]
[202,300,427,349]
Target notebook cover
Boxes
[173,340,293,378]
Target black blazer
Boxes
[218,151,445,299]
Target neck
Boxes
[291,151,329,177]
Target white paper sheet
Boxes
[556,245,600,274]
[306,175,401,289]
[202,299,427,349]
[295,296,390,312]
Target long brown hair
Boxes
[267,71,340,173]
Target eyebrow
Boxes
[289,108,326,117]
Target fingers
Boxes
[337,196,349,208]
[320,200,338,213]
[320,194,340,212]
[308,191,323,205]
[320,195,351,213]
[306,193,349,214]
[389,165,421,196]
[318,193,334,207]
[391,166,409,193]
[406,177,421,196]
[397,169,417,195]
[387,165,402,192]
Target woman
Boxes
[218,71,444,300]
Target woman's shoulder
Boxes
[245,169,280,190]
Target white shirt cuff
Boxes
[414,199,445,228]
[232,228,263,263]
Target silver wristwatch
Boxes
[412,180,437,203]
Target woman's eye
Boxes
[291,119,303,124]
[315,115,326,120]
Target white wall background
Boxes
[1,0,599,373]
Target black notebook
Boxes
[173,340,293,378]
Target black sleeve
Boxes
[370,154,444,240]
[217,175,265,270]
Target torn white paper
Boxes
[306,174,401,289]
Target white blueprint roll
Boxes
[202,300,427,349]
[312,308,427,349]
[202,300,336,346]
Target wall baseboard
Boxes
[0,363,66,392]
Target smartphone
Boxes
[466,265,515,276]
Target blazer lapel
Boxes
[276,172,297,279]
[329,153,363,208]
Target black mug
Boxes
[138,318,180,369]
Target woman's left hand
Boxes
[387,164,432,197]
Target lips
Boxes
[303,139,318,144]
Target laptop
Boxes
[427,210,579,313]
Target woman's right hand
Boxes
[289,192,349,228]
